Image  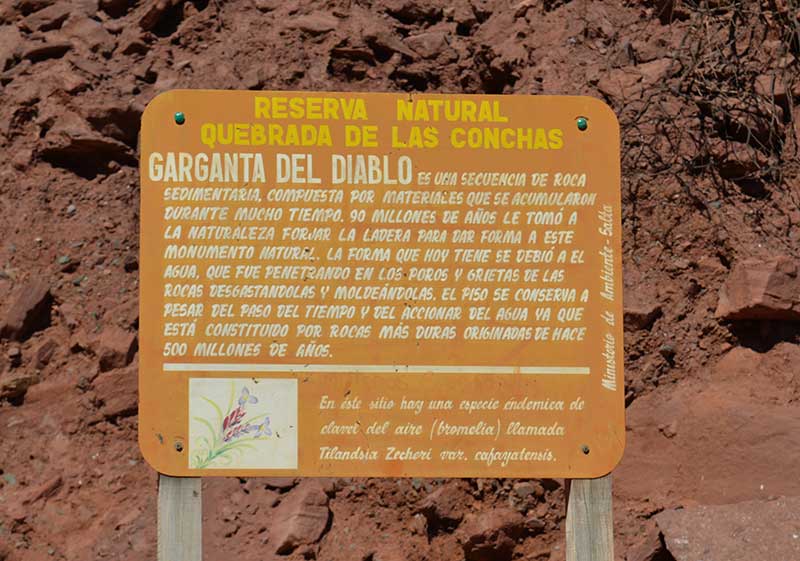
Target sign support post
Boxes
[566,474,614,561]
[155,474,614,561]
[158,474,202,561]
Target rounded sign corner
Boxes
[141,89,190,128]
[574,96,620,134]
[138,431,181,476]
[585,435,626,479]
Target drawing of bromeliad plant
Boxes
[191,385,272,469]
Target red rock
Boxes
[102,299,139,331]
[83,99,144,148]
[715,256,800,321]
[384,0,441,24]
[623,302,662,331]
[39,111,134,176]
[523,514,544,534]
[0,371,38,402]
[123,255,138,272]
[713,343,800,405]
[316,478,337,495]
[711,96,782,146]
[626,527,667,561]
[20,3,71,32]
[597,69,644,100]
[416,481,467,529]
[61,15,115,54]
[99,0,131,18]
[655,497,800,560]
[615,347,800,506]
[0,280,52,341]
[658,420,678,439]
[13,0,53,16]
[34,338,58,368]
[512,0,537,18]
[96,326,137,371]
[706,138,769,180]
[3,495,28,523]
[69,329,91,353]
[4,475,63,522]
[287,12,339,35]
[410,512,428,535]
[539,478,560,491]
[642,0,680,24]
[452,3,477,31]
[458,508,526,561]
[60,70,90,90]
[512,481,542,500]
[754,74,798,106]
[69,0,98,17]
[636,58,672,83]
[367,547,409,561]
[13,0,56,15]
[7,345,21,367]
[92,364,137,419]
[118,30,150,55]
[597,58,672,100]
[405,30,449,59]
[139,0,183,31]
[269,480,331,554]
[22,39,72,62]
[362,26,416,58]
[263,477,298,491]
[0,25,23,71]
[253,0,280,12]
[25,475,62,503]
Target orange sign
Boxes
[138,90,624,478]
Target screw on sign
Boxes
[139,91,624,561]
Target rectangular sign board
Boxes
[138,90,625,478]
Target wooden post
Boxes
[158,475,202,561]
[566,474,614,561]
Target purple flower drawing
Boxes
[191,385,273,469]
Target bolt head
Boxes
[174,112,186,125]
[576,117,588,131]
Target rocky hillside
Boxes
[0,1,799,560]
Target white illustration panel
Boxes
[189,378,298,470]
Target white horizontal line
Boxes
[163,363,589,375]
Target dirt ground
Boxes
[1,1,799,560]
